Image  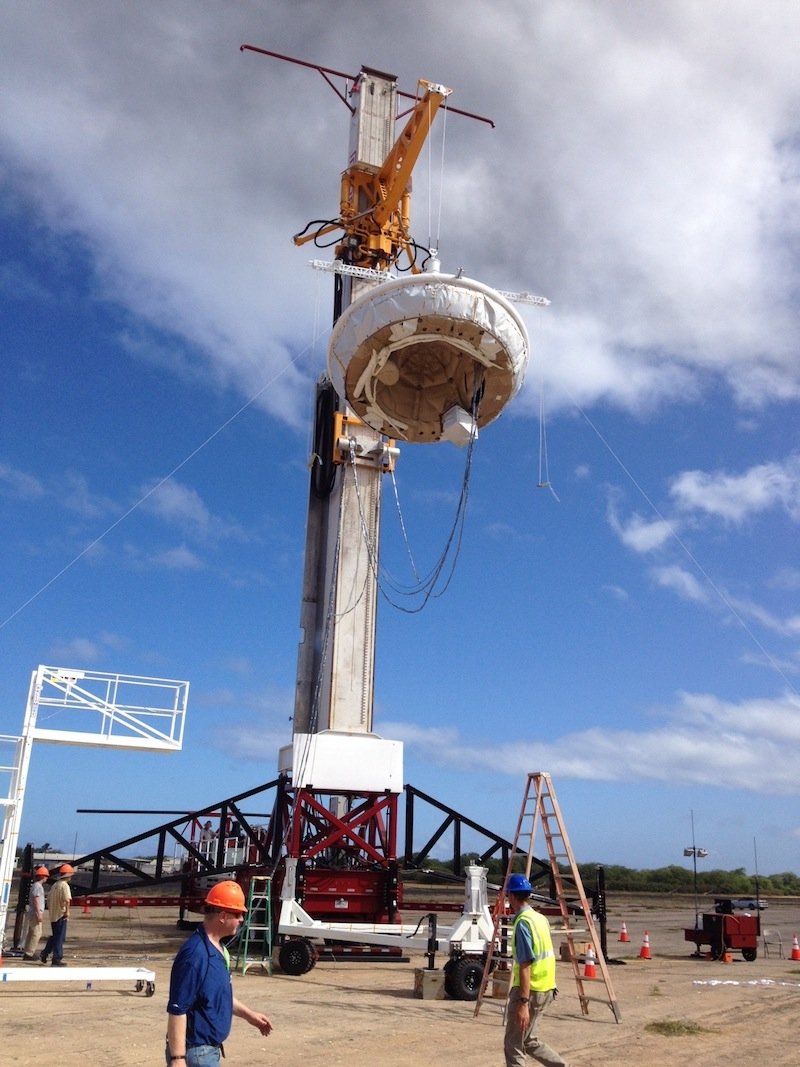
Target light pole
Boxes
[684,809,708,929]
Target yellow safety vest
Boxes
[511,906,556,991]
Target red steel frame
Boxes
[287,789,398,865]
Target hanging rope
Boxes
[425,89,448,256]
[537,376,560,502]
[435,97,448,252]
[388,468,422,585]
[346,394,479,613]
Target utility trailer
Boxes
[684,899,760,961]
[276,861,496,1000]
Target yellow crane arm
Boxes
[294,79,452,271]
[370,80,451,229]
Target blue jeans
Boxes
[42,917,68,962]
[165,1046,221,1067]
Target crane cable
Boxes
[426,89,449,258]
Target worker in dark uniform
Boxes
[166,880,272,1066]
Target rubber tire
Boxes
[444,957,484,1001]
[742,947,757,962]
[278,938,316,976]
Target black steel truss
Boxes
[61,778,547,898]
[402,783,550,885]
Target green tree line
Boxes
[413,856,800,895]
[575,863,800,895]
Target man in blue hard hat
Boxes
[504,873,572,1067]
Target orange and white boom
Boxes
[295,71,452,273]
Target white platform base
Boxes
[0,965,155,994]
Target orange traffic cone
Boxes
[618,922,630,943]
[639,931,652,959]
[791,934,800,961]
[583,946,597,979]
[82,901,91,915]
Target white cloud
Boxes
[741,650,800,675]
[216,723,292,761]
[384,689,800,794]
[770,568,800,592]
[724,593,800,639]
[140,479,249,543]
[670,454,800,524]
[650,564,709,603]
[49,637,103,664]
[1,461,117,520]
[148,544,205,571]
[601,584,629,602]
[0,2,797,426]
[0,461,46,500]
[60,471,118,521]
[48,631,127,665]
[607,500,676,553]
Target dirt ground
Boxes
[2,895,799,1066]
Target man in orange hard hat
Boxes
[165,880,272,1066]
[22,866,50,960]
[40,863,74,967]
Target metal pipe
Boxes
[425,913,438,970]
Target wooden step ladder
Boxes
[236,875,272,975]
[474,772,621,1022]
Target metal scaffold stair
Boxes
[236,875,272,975]
[474,772,621,1022]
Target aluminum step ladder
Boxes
[474,772,621,1022]
[236,875,272,975]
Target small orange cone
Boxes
[791,934,800,961]
[583,946,597,979]
[618,922,630,943]
[639,931,652,959]
[82,901,91,915]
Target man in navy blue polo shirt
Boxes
[166,880,272,1066]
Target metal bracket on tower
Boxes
[332,411,398,471]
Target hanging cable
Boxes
[346,388,481,613]
[434,96,448,252]
[425,91,448,257]
[388,468,422,585]
[537,376,560,502]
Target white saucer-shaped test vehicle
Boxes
[327,273,530,443]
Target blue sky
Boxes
[1,2,798,879]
